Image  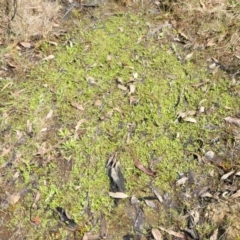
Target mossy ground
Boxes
[0,9,239,240]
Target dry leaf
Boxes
[109,192,128,198]
[185,52,193,60]
[145,199,158,209]
[117,84,127,91]
[75,119,87,131]
[101,213,107,238]
[46,109,53,120]
[129,84,136,94]
[1,82,13,92]
[210,228,218,240]
[7,192,21,205]
[152,228,162,240]
[42,55,55,61]
[32,191,41,208]
[183,117,197,123]
[158,226,185,238]
[133,156,156,176]
[231,190,240,198]
[19,41,32,48]
[221,170,235,180]
[94,99,102,106]
[153,189,163,203]
[71,101,85,111]
[176,177,188,186]
[224,117,240,126]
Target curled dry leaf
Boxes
[133,156,156,176]
[152,228,162,240]
[109,192,128,199]
[75,119,87,131]
[224,117,240,126]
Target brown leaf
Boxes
[19,41,32,48]
[94,99,102,106]
[133,156,156,176]
[224,117,240,126]
[101,212,107,238]
[158,226,185,238]
[6,192,21,205]
[152,228,162,240]
[71,101,85,111]
[32,191,41,208]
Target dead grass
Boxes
[0,0,61,43]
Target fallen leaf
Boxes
[221,170,235,180]
[109,192,128,198]
[32,191,41,208]
[42,55,55,61]
[152,228,162,240]
[153,189,163,203]
[71,101,85,111]
[176,176,188,186]
[145,199,158,210]
[185,52,193,60]
[117,84,127,91]
[101,212,107,238]
[210,228,218,240]
[183,117,197,123]
[19,41,32,48]
[133,156,156,176]
[129,84,136,94]
[158,226,185,238]
[6,192,21,205]
[94,99,102,106]
[1,81,13,91]
[75,119,87,131]
[224,117,240,126]
[46,109,53,120]
[231,190,240,198]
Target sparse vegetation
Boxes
[1,0,240,239]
